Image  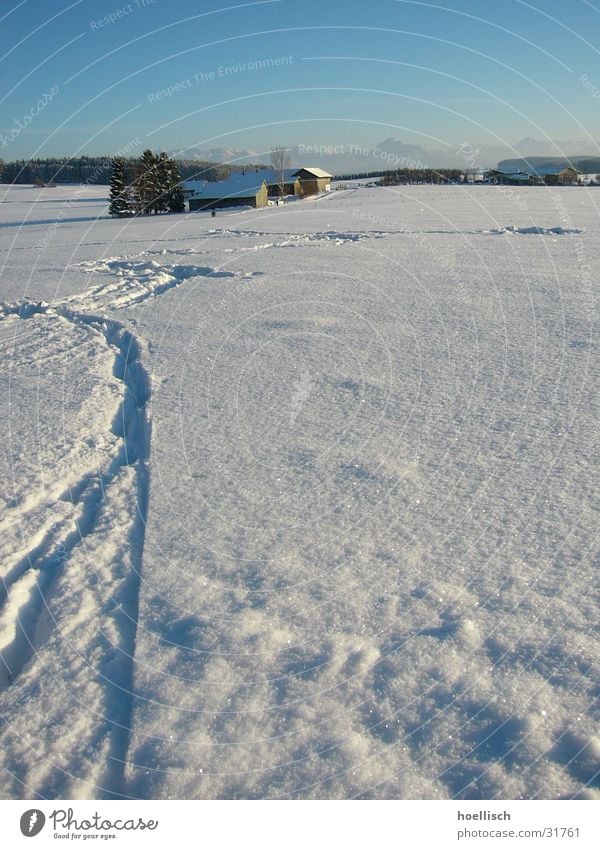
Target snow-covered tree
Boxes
[166,157,185,213]
[154,152,172,214]
[134,149,160,214]
[152,152,185,213]
[108,158,133,217]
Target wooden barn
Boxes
[292,167,332,195]
[258,167,332,197]
[184,174,269,210]
[183,165,333,210]
[263,169,302,198]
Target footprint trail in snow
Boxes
[0,260,242,798]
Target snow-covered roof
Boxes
[183,168,304,199]
[263,166,333,182]
[183,171,267,199]
[292,167,333,179]
[182,167,332,198]
[485,169,532,181]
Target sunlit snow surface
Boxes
[0,183,598,800]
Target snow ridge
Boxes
[69,258,239,312]
[0,304,150,796]
[0,261,220,797]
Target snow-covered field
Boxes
[0,183,598,800]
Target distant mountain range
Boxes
[3,139,599,186]
[171,147,266,165]
[172,138,600,175]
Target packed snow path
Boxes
[0,184,598,800]
[0,260,254,798]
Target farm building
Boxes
[183,165,333,210]
[485,165,582,187]
[264,169,302,198]
[230,167,332,197]
[531,165,582,185]
[483,169,543,186]
[184,173,269,210]
[580,172,600,185]
[292,167,332,195]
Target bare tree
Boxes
[270,146,291,201]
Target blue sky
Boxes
[2,0,600,162]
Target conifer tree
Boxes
[166,157,185,213]
[134,149,159,214]
[154,152,172,214]
[108,157,132,216]
[149,152,186,213]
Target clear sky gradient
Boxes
[1,0,600,161]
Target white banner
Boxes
[0,800,598,847]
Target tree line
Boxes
[334,168,463,183]
[0,155,237,186]
[379,168,463,185]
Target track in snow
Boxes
[0,260,243,797]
